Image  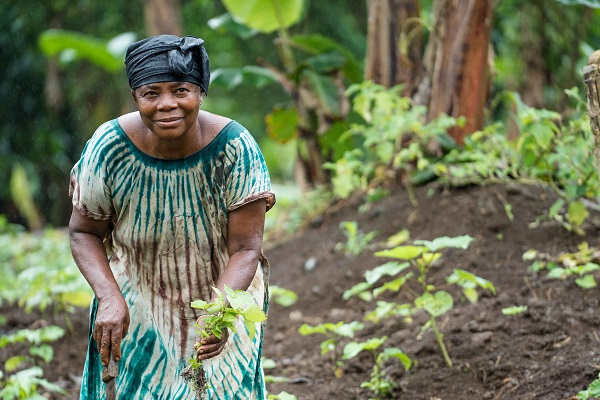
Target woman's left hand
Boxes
[195,316,229,361]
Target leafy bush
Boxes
[327,83,598,234]
[0,225,92,315]
[0,326,66,399]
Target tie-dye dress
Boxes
[69,118,275,399]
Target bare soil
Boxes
[3,183,600,400]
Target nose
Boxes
[157,94,177,111]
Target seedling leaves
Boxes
[375,246,426,260]
[373,274,413,298]
[382,347,412,371]
[365,262,410,284]
[342,337,387,360]
[386,229,410,248]
[415,291,453,318]
[269,285,298,307]
[576,275,597,289]
[502,306,528,315]
[413,235,474,252]
[342,282,373,301]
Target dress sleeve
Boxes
[226,130,276,212]
[69,128,115,220]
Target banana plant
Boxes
[39,30,135,73]
[211,0,362,187]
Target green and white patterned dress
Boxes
[70,119,275,399]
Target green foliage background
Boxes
[1,0,600,227]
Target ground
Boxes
[3,182,600,400]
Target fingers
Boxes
[100,329,111,366]
[122,318,130,339]
[111,327,122,361]
[196,331,229,361]
[200,333,223,345]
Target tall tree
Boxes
[365,0,422,95]
[417,0,494,144]
[145,0,183,36]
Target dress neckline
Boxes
[112,118,237,167]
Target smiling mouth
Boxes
[155,118,183,128]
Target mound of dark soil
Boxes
[3,183,600,400]
[264,183,600,400]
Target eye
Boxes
[175,87,190,94]
[141,90,158,98]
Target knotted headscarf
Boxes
[124,35,210,94]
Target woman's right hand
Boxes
[93,292,130,367]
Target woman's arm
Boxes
[196,199,266,361]
[69,207,130,366]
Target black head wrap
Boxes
[124,35,210,94]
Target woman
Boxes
[69,34,275,399]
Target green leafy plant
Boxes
[345,233,495,367]
[39,30,135,73]
[502,306,528,316]
[267,392,298,400]
[269,285,298,307]
[437,89,598,235]
[580,372,600,399]
[0,226,93,332]
[0,326,66,399]
[327,83,599,235]
[212,0,362,186]
[325,81,461,202]
[342,337,411,399]
[181,286,267,398]
[298,321,364,378]
[524,243,600,289]
[335,221,378,257]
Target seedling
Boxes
[0,325,67,398]
[267,391,298,400]
[502,306,528,316]
[335,221,378,257]
[181,286,267,399]
[342,337,411,399]
[344,234,495,367]
[298,321,364,378]
[269,285,298,307]
[579,372,600,399]
[525,243,600,290]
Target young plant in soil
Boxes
[181,286,266,399]
[344,234,495,367]
[335,221,378,257]
[0,325,67,398]
[579,372,600,399]
[524,242,600,290]
[298,321,364,378]
[342,337,411,399]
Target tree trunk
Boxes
[520,1,545,108]
[365,0,422,94]
[418,0,494,145]
[144,0,183,36]
[583,50,600,177]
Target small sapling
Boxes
[298,321,364,378]
[344,233,495,368]
[181,286,266,399]
[342,337,411,399]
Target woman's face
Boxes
[133,81,203,141]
